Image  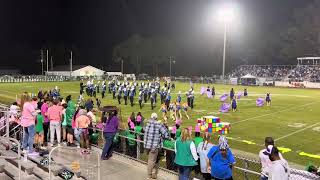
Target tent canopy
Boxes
[241,74,256,79]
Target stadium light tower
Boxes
[217,4,235,79]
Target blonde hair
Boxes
[20,92,31,110]
[202,133,211,150]
[181,128,192,142]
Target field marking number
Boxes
[287,123,306,128]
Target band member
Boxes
[138,91,143,109]
[123,86,128,105]
[117,86,122,104]
[130,87,135,107]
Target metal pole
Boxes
[70,51,73,77]
[169,57,172,78]
[121,59,124,74]
[97,150,101,180]
[46,49,49,75]
[222,22,227,79]
[6,111,9,138]
[41,49,44,75]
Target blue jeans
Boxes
[101,132,116,158]
[22,125,35,152]
[178,165,193,180]
[260,176,268,180]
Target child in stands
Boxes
[35,111,45,150]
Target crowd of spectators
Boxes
[228,65,291,80]
[288,65,320,82]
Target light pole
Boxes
[40,49,44,75]
[222,22,227,79]
[217,4,235,79]
[70,51,73,77]
[169,56,175,79]
[121,59,124,74]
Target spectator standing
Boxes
[259,137,284,180]
[101,110,119,160]
[65,97,76,146]
[144,113,169,180]
[264,145,290,180]
[75,109,91,150]
[20,92,38,155]
[174,128,198,180]
[41,98,50,145]
[47,99,63,147]
[197,133,214,180]
[207,136,236,180]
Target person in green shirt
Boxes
[135,119,144,154]
[35,112,44,149]
[65,96,76,146]
[126,124,137,158]
[175,128,198,180]
[164,127,177,171]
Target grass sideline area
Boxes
[0,81,319,167]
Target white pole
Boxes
[222,22,227,79]
[70,51,73,77]
[46,49,49,75]
[41,49,44,75]
[121,59,123,74]
[169,57,172,78]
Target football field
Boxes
[0,81,319,166]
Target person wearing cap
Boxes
[144,113,169,180]
[259,137,286,180]
[174,128,198,180]
[75,108,91,151]
[263,145,290,180]
[207,135,236,180]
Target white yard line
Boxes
[232,101,319,125]
[275,122,320,141]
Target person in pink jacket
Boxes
[20,92,38,155]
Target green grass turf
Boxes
[0,81,319,167]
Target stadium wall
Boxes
[275,81,320,88]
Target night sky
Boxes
[0,0,313,74]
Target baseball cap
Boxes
[263,145,279,155]
[151,113,158,119]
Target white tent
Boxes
[240,74,257,85]
[241,74,257,79]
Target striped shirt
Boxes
[144,119,169,150]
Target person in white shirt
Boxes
[259,137,284,180]
[263,145,290,180]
